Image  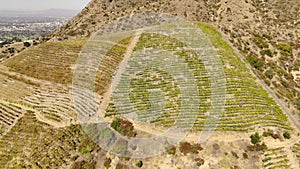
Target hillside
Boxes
[49,0,300,122]
[0,0,299,168]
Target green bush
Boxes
[260,49,273,57]
[111,117,121,129]
[81,147,92,155]
[248,143,267,151]
[195,158,205,166]
[243,152,248,159]
[277,43,292,57]
[265,70,274,80]
[23,42,31,47]
[104,158,112,169]
[280,79,289,88]
[263,130,272,137]
[283,131,291,139]
[246,55,265,71]
[136,160,143,168]
[253,38,269,48]
[250,132,261,144]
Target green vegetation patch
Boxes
[5,39,87,84]
[111,117,137,137]
[105,22,291,132]
[129,68,181,125]
[277,43,293,57]
[197,22,291,131]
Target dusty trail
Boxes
[98,33,141,115]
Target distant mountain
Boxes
[0,8,80,17]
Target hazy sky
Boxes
[0,0,91,10]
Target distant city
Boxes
[0,9,79,42]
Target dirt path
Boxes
[34,111,72,128]
[94,32,175,138]
[98,33,141,115]
[0,98,70,129]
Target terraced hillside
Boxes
[0,70,100,168]
[102,23,291,132]
[292,142,300,166]
[47,0,300,124]
[0,101,25,137]
[6,21,290,132]
[5,39,86,84]
[22,85,77,127]
[262,147,291,169]
[0,110,99,168]
[0,3,299,167]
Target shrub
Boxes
[12,36,22,42]
[166,145,176,155]
[255,143,267,151]
[81,146,92,154]
[246,54,265,71]
[71,160,96,169]
[260,49,273,57]
[231,151,239,159]
[247,143,267,151]
[104,158,112,169]
[271,132,279,139]
[111,117,121,129]
[23,42,31,47]
[277,43,292,57]
[243,152,248,159]
[136,160,143,168]
[110,117,137,137]
[116,163,129,169]
[265,70,274,80]
[32,40,38,46]
[263,130,272,137]
[179,142,203,155]
[250,132,261,144]
[280,79,289,88]
[283,131,291,139]
[253,38,269,48]
[195,158,204,166]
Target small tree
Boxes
[243,152,248,159]
[104,157,112,169]
[23,41,31,47]
[111,117,121,130]
[250,132,261,144]
[283,131,291,139]
[136,160,143,168]
[166,145,176,155]
[195,158,204,166]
